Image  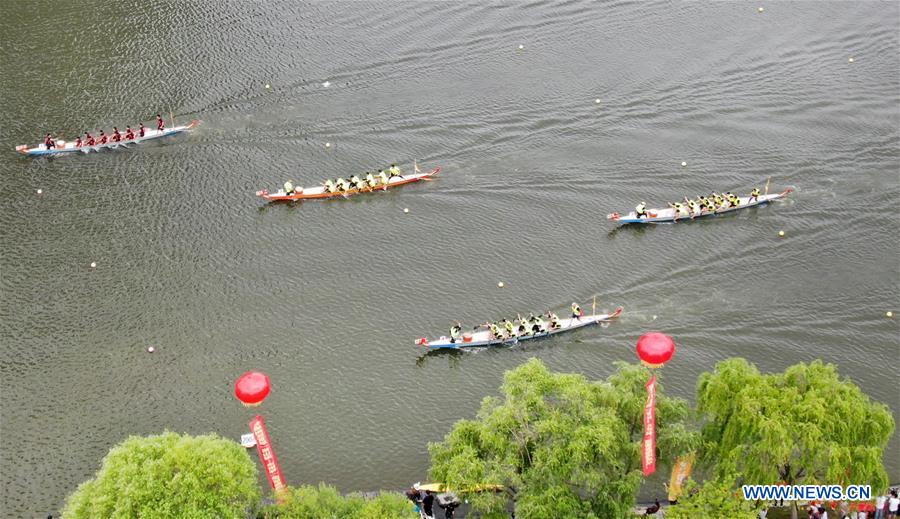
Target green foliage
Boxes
[258,483,417,519]
[428,358,697,519]
[697,358,894,491]
[666,477,761,519]
[62,431,260,519]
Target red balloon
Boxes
[234,371,271,406]
[636,332,676,368]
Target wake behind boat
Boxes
[607,185,792,225]
[16,119,198,156]
[418,306,623,351]
[256,164,440,202]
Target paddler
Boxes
[339,177,351,191]
[449,322,462,343]
[711,192,725,209]
[85,132,95,146]
[139,123,146,138]
[670,201,687,221]
[725,192,739,207]
[74,135,83,148]
[501,318,515,337]
[378,169,389,188]
[283,181,295,195]
[44,133,55,150]
[548,312,561,329]
[98,130,108,144]
[388,164,402,178]
[156,113,165,132]
[334,177,347,192]
[531,314,545,334]
[349,175,362,189]
[701,195,716,212]
[323,179,336,193]
[685,198,699,217]
[635,202,648,219]
[111,127,122,143]
[125,126,135,140]
[488,322,502,339]
[749,187,760,202]
[571,302,582,320]
[365,171,377,188]
[518,315,531,335]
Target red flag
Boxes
[642,375,657,476]
[249,415,287,495]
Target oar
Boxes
[592,296,597,316]
[764,177,771,195]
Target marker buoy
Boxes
[595,99,601,104]
[681,161,687,167]
[848,57,854,63]
[403,208,409,213]
[147,346,155,353]
[37,189,43,195]
[778,230,785,237]
[887,311,893,318]
[265,84,270,89]
[322,81,331,87]
[325,142,331,148]
[497,282,504,288]
[758,7,764,12]
[90,262,97,268]
[518,44,524,50]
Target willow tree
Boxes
[62,431,260,518]
[666,476,761,519]
[428,358,697,518]
[258,483,417,518]
[696,358,894,519]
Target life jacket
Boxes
[284,182,294,193]
[379,172,389,185]
[504,321,515,333]
[450,326,461,338]
[125,129,135,140]
[366,174,376,186]
[572,304,581,315]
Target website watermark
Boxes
[742,485,872,501]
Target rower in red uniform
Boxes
[139,123,146,138]
[156,114,164,132]
[85,132,95,146]
[44,133,55,150]
[125,126,135,140]
[98,130,108,144]
[75,135,83,148]
[111,127,122,142]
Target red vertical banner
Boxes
[642,375,657,477]
[249,415,287,496]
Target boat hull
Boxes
[421,307,623,351]
[16,120,198,156]
[609,188,792,224]
[256,167,440,201]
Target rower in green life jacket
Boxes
[749,188,760,202]
[284,181,295,195]
[724,192,740,207]
[685,198,699,217]
[502,318,515,337]
[571,302,582,319]
[388,164,402,178]
[670,201,687,220]
[635,202,648,219]
[488,322,502,339]
[711,193,725,209]
[323,179,336,193]
[449,322,462,343]
[349,175,362,189]
[517,315,530,335]
[366,172,377,188]
[530,314,545,334]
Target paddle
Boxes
[764,176,771,195]
[592,296,597,316]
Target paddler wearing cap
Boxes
[635,202,648,219]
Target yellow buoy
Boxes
[778,230,785,237]
[887,311,893,318]
[498,282,504,288]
